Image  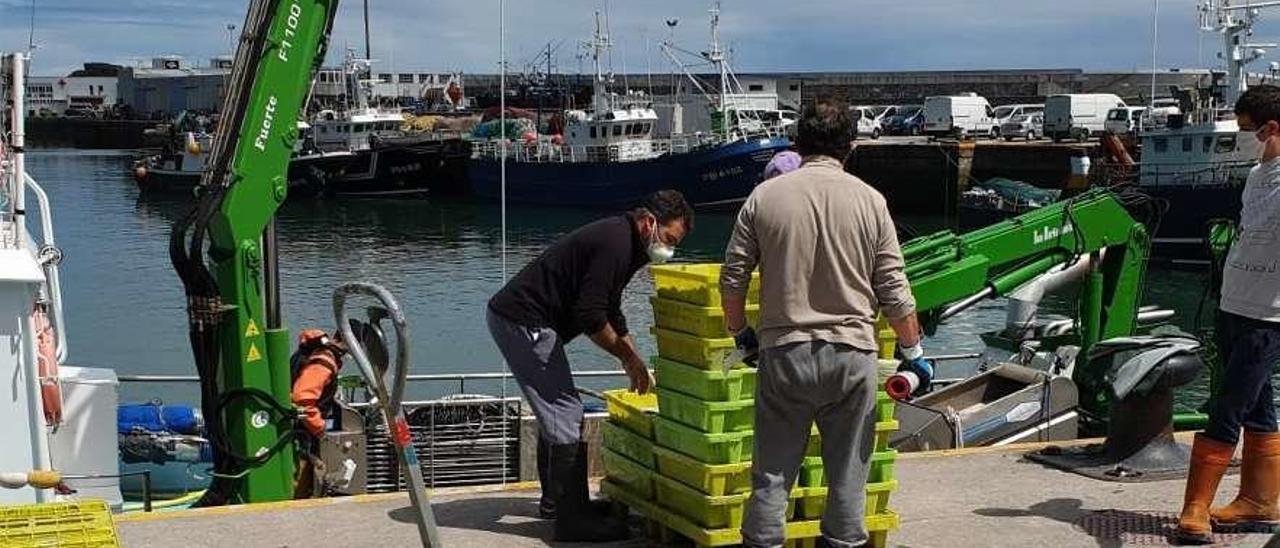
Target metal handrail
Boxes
[118,368,634,396]
[22,173,67,364]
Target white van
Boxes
[1104,106,1147,136]
[924,94,995,139]
[991,104,1044,137]
[850,106,882,140]
[1044,94,1127,142]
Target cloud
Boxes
[2,0,1278,77]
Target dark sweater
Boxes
[489,214,648,341]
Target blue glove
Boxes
[733,326,760,367]
[896,357,934,397]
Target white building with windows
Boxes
[24,63,121,116]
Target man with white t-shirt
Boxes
[1177,85,1280,544]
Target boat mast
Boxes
[363,0,372,60]
[590,11,612,117]
[1205,0,1280,106]
[708,2,728,139]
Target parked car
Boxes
[924,94,995,139]
[885,105,924,135]
[990,104,1043,137]
[1044,93,1127,142]
[1000,113,1044,141]
[851,106,882,140]
[1104,106,1147,135]
[872,106,898,125]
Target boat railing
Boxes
[469,131,756,163]
[1133,160,1253,189]
[1093,156,1255,190]
[23,172,68,363]
[118,369,633,398]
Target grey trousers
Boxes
[742,341,878,548]
[486,308,583,445]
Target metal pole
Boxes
[363,0,372,60]
[142,470,153,513]
[12,52,26,245]
[500,0,507,281]
[1150,0,1159,108]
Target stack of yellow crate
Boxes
[601,264,901,547]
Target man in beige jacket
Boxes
[722,101,925,548]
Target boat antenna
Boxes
[27,0,36,51]
[1149,0,1158,109]
[645,30,654,97]
[363,0,372,60]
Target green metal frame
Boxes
[902,190,1151,419]
[204,0,339,502]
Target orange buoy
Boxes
[33,307,61,426]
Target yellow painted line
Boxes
[116,481,542,524]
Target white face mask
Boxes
[647,219,676,264]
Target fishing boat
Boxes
[467,5,790,209]
[300,52,471,198]
[1118,0,1265,263]
[131,124,350,197]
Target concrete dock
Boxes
[116,438,1279,548]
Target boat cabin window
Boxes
[1216,135,1238,153]
[590,126,597,139]
[1203,136,1213,153]
[613,125,622,137]
[1154,137,1168,153]
[319,126,328,134]
[1182,137,1193,152]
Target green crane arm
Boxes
[901,189,1152,417]
[171,0,339,504]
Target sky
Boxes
[0,0,1277,77]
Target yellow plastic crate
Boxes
[0,500,119,548]
[802,450,898,487]
[652,327,737,370]
[603,389,659,439]
[602,479,899,547]
[653,474,751,529]
[876,390,897,422]
[653,445,752,496]
[654,416,754,464]
[651,297,761,338]
[654,387,754,434]
[794,481,897,520]
[602,420,656,467]
[602,448,655,500]
[806,420,899,457]
[651,263,760,307]
[654,356,757,402]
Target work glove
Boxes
[885,356,934,400]
[727,326,760,370]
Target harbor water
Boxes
[28,148,1219,411]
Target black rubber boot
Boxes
[549,442,629,542]
[573,442,614,517]
[537,437,556,519]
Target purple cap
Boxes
[763,151,802,180]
